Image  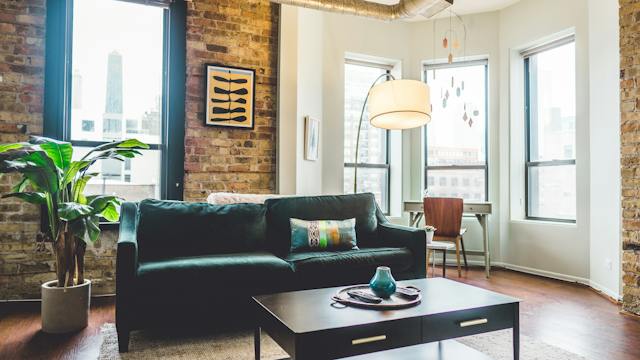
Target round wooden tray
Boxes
[331,285,422,310]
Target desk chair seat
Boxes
[426,241,456,277]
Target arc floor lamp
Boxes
[353,74,432,193]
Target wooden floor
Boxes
[1,267,639,360]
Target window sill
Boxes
[510,219,577,227]
[99,222,120,231]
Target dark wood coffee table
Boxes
[253,278,520,360]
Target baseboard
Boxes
[436,257,623,302]
[0,293,115,304]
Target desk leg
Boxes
[513,303,520,360]
[477,214,490,278]
[255,326,261,360]
[409,212,424,227]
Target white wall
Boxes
[587,0,621,298]
[500,0,591,281]
[278,6,324,195]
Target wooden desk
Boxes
[404,201,493,278]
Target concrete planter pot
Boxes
[41,279,91,333]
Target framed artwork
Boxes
[205,64,255,128]
[304,116,320,161]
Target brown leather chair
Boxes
[423,197,468,277]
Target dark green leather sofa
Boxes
[116,193,426,352]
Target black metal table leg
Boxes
[513,303,520,360]
[442,250,446,277]
[255,326,261,360]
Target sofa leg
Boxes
[117,328,130,352]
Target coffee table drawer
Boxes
[423,304,515,342]
[298,318,421,359]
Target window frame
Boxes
[422,59,490,202]
[43,0,186,206]
[523,37,577,223]
[343,60,392,214]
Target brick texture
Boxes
[621,0,640,315]
[0,0,279,299]
[183,0,278,201]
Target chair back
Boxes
[423,197,463,238]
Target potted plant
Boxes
[0,136,148,333]
[425,225,437,244]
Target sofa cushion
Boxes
[284,247,413,288]
[135,252,293,301]
[265,193,381,256]
[136,199,267,261]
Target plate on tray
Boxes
[331,284,422,310]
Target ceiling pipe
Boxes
[270,0,453,21]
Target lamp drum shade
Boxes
[368,79,431,130]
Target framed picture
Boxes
[205,64,255,128]
[304,116,320,161]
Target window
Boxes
[126,119,139,134]
[44,0,186,204]
[81,119,94,132]
[343,61,391,213]
[424,60,488,202]
[524,37,576,222]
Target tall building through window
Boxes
[343,60,391,213]
[524,37,576,222]
[424,60,488,201]
[69,0,164,201]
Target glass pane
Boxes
[425,64,487,166]
[425,169,485,202]
[344,63,388,165]
[528,165,576,220]
[527,42,576,161]
[344,167,389,213]
[73,147,161,202]
[70,0,164,145]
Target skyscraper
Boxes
[103,51,123,139]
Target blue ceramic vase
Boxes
[369,266,397,299]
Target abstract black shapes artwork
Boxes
[205,64,255,128]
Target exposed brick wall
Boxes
[183,0,278,201]
[0,0,280,299]
[0,0,52,299]
[621,0,640,315]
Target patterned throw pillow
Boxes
[290,218,358,253]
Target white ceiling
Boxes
[373,0,521,18]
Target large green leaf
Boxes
[81,139,149,160]
[2,152,60,194]
[0,143,28,154]
[11,177,29,193]
[58,202,94,222]
[38,139,73,170]
[2,192,46,204]
[88,195,122,222]
[62,160,90,187]
[72,173,98,203]
[70,215,101,244]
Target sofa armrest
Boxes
[378,222,426,279]
[116,202,139,333]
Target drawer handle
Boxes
[459,318,488,327]
[352,335,387,345]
